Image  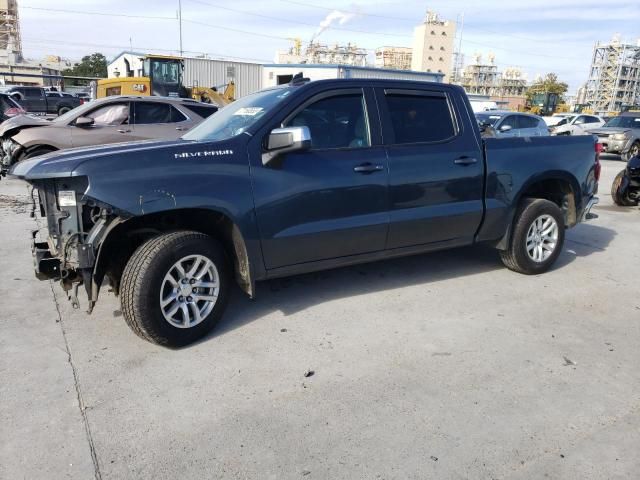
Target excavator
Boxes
[96,54,235,107]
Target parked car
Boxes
[586,112,640,161]
[550,114,605,136]
[10,78,600,347]
[542,113,575,127]
[476,111,549,137]
[0,95,218,175]
[2,86,82,115]
[0,93,26,122]
[611,154,640,206]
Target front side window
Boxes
[386,93,456,143]
[285,94,370,150]
[86,103,129,125]
[500,115,519,130]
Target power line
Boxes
[20,5,176,21]
[185,0,411,38]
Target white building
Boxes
[411,11,456,82]
[263,64,443,88]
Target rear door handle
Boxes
[117,129,131,133]
[176,126,188,131]
[454,157,478,166]
[353,163,384,173]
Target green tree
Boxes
[526,73,569,103]
[62,53,108,83]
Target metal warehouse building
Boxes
[262,64,444,88]
[183,57,262,99]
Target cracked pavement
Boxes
[1,160,639,479]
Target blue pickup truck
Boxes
[10,78,600,347]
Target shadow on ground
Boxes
[198,222,616,345]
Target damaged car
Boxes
[0,95,218,176]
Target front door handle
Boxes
[176,126,188,131]
[117,129,131,134]
[454,157,478,166]
[353,163,384,173]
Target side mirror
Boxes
[262,126,311,166]
[499,124,512,132]
[75,116,94,127]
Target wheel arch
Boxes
[92,207,255,303]
[495,173,579,250]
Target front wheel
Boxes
[500,199,565,274]
[120,231,230,347]
[611,170,637,206]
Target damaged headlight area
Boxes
[31,176,123,312]
[0,137,22,174]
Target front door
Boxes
[377,87,484,249]
[250,88,389,270]
[70,101,133,147]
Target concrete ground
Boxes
[1,159,638,480]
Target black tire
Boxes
[21,146,57,160]
[628,141,640,160]
[499,198,565,275]
[120,231,230,347]
[611,170,637,206]
[57,106,71,115]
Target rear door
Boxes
[518,115,543,136]
[378,87,484,249]
[129,101,193,140]
[250,87,390,270]
[21,88,47,113]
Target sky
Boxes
[17,0,640,94]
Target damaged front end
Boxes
[31,177,126,312]
[0,137,22,177]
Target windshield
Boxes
[554,116,576,127]
[603,116,640,129]
[183,87,295,142]
[475,113,503,126]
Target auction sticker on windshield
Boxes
[234,107,263,116]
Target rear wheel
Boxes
[500,199,565,274]
[611,170,637,206]
[57,106,71,115]
[120,231,230,347]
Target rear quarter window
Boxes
[385,92,456,144]
[184,104,218,119]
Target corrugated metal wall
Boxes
[341,67,442,83]
[183,58,263,98]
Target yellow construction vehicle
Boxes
[97,54,235,107]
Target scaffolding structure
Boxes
[0,0,22,63]
[458,53,526,97]
[585,36,640,114]
[304,42,367,67]
[374,47,412,70]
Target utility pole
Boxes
[178,0,183,56]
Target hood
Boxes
[0,114,52,137]
[586,127,630,135]
[9,138,188,180]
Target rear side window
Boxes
[285,94,370,150]
[185,104,218,119]
[24,89,43,98]
[518,116,539,128]
[385,93,456,143]
[134,102,186,124]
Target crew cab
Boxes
[2,86,82,115]
[10,78,601,347]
